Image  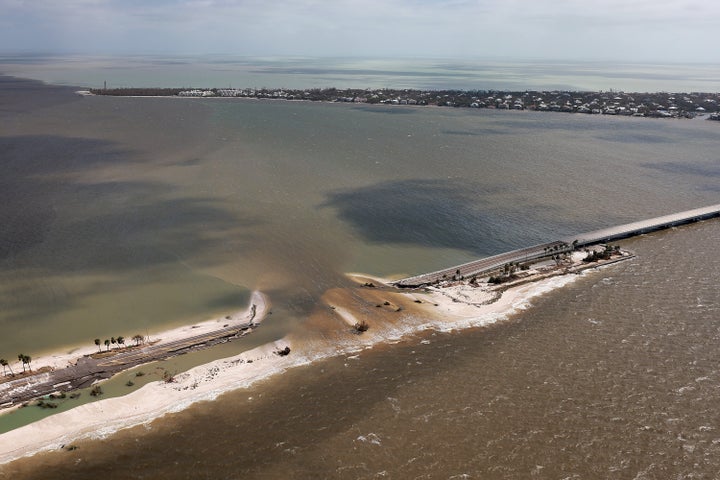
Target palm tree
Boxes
[111,337,116,349]
[104,339,110,351]
[0,358,8,376]
[4,358,14,376]
[17,354,31,373]
[133,334,144,346]
[117,336,125,348]
[94,338,101,352]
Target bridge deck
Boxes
[561,204,720,246]
[392,204,720,288]
[392,240,571,287]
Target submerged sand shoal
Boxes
[0,251,632,465]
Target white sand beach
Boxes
[4,290,268,375]
[0,251,630,465]
[0,291,272,463]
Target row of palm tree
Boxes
[93,334,145,353]
[1,333,150,378]
[0,354,32,376]
[543,242,572,255]
[1,333,149,378]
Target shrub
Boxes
[353,320,370,333]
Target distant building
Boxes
[178,89,214,97]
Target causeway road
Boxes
[393,204,720,288]
[0,316,257,408]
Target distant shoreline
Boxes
[82,86,720,120]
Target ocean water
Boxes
[2,55,720,92]
[6,224,720,479]
[1,58,720,477]
[3,222,720,479]
[2,73,718,357]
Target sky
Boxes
[0,0,718,63]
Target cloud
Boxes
[0,0,718,61]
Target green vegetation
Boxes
[353,320,370,333]
[487,276,506,285]
[89,87,720,119]
[162,370,176,383]
[543,243,571,256]
[90,87,185,96]
[488,262,520,284]
[275,346,291,356]
[92,334,133,355]
[0,358,13,376]
[17,354,31,373]
[583,245,619,263]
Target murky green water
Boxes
[2,69,720,477]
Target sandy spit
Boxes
[0,291,286,464]
[0,260,618,465]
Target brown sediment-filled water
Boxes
[3,67,720,477]
[5,222,720,479]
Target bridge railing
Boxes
[393,204,720,288]
[393,241,572,287]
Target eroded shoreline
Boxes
[0,246,633,465]
[0,292,268,413]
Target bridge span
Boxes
[392,204,720,288]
